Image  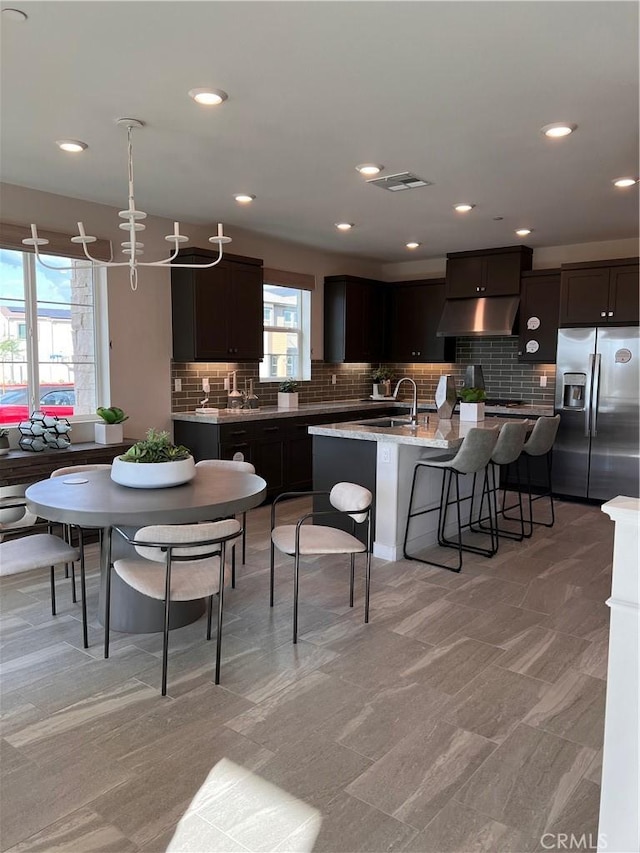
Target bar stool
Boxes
[518,414,561,536]
[403,427,499,573]
[472,420,530,542]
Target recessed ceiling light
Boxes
[406,242,421,250]
[613,177,638,188]
[356,163,383,176]
[234,193,255,204]
[335,223,354,231]
[188,88,228,106]
[454,203,475,213]
[515,228,532,237]
[541,122,577,138]
[56,139,88,153]
[2,7,28,21]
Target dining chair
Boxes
[50,464,112,601]
[104,519,242,695]
[270,482,373,643]
[195,459,255,585]
[0,513,88,647]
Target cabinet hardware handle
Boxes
[608,311,614,317]
[228,430,247,436]
[230,443,249,449]
[600,311,606,317]
[263,426,279,432]
[476,287,480,292]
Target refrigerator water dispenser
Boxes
[562,372,587,409]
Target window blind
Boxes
[262,267,315,291]
[0,221,111,262]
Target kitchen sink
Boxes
[356,417,415,428]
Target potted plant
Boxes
[95,406,128,445]
[0,428,10,456]
[459,387,487,422]
[371,366,392,398]
[277,380,299,409]
[110,428,195,488]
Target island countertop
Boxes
[308,414,534,450]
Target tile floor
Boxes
[0,497,612,852]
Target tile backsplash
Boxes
[171,337,555,412]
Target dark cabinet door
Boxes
[608,265,639,324]
[484,253,526,296]
[518,271,561,362]
[445,256,485,298]
[324,276,386,363]
[252,436,286,496]
[286,426,313,491]
[388,279,454,362]
[559,268,610,326]
[171,250,263,362]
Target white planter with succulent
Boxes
[0,429,10,456]
[110,429,195,489]
[459,388,487,422]
[277,380,299,409]
[371,366,392,398]
[95,406,128,445]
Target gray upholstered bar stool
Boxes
[516,414,561,536]
[473,420,530,542]
[403,427,499,573]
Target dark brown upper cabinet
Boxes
[171,248,263,362]
[518,269,561,363]
[387,279,455,362]
[446,245,533,299]
[559,258,639,327]
[324,275,386,362]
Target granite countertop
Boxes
[309,414,534,450]
[172,399,553,425]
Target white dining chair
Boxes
[270,482,373,643]
[195,459,255,585]
[105,519,242,695]
[0,516,87,647]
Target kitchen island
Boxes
[309,415,533,561]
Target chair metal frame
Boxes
[104,523,242,696]
[270,490,373,643]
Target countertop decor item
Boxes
[0,429,9,456]
[95,406,128,445]
[435,375,457,420]
[22,119,231,292]
[371,366,392,399]
[278,380,299,409]
[18,412,71,452]
[111,429,195,488]
[459,387,487,422]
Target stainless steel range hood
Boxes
[436,295,519,337]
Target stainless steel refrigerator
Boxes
[554,327,639,501]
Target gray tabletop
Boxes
[25,467,268,528]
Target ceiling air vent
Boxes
[366,171,433,192]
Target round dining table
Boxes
[25,466,267,633]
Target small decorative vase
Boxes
[435,375,457,420]
[110,455,196,489]
[460,402,485,422]
[95,422,124,445]
[277,392,299,409]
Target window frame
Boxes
[260,282,311,382]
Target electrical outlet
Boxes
[540,374,547,388]
[202,378,210,393]
[223,377,230,391]
[174,377,182,392]
[380,446,391,463]
[331,374,337,385]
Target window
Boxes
[260,282,311,381]
[0,248,104,425]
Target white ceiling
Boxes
[1,1,638,263]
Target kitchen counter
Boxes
[172,399,552,424]
[309,414,532,450]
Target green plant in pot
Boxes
[459,387,487,422]
[95,406,129,445]
[111,429,195,488]
[371,366,392,398]
[278,380,299,409]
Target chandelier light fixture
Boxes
[23,118,232,291]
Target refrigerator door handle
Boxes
[585,354,595,437]
[591,353,601,437]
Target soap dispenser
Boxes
[228,371,244,409]
[245,378,259,409]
